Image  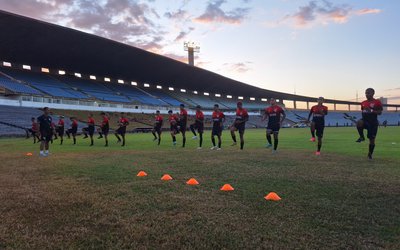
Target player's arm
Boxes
[280,110,286,126]
[262,110,267,121]
[307,109,313,121]
[374,104,383,115]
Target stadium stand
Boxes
[0,74,43,95]
[0,67,88,99]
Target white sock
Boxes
[40,150,43,154]
[45,150,49,154]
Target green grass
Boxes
[0,127,399,249]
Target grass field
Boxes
[1,127,399,249]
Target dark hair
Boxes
[100,112,105,115]
[43,107,49,111]
[196,105,201,109]
[31,117,35,120]
[214,104,219,108]
[237,101,242,105]
[156,110,160,113]
[366,88,375,94]
[168,110,173,113]
[180,104,185,107]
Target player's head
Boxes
[100,112,105,117]
[31,117,35,121]
[120,112,125,118]
[196,105,201,111]
[270,98,276,105]
[59,115,64,119]
[168,110,173,114]
[89,113,93,118]
[317,97,324,105]
[237,101,243,109]
[180,104,185,110]
[70,117,74,121]
[365,88,375,100]
[156,110,160,115]
[42,107,50,115]
[214,104,219,111]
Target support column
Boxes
[348,104,351,111]
[306,102,309,110]
[293,100,297,109]
[334,103,337,111]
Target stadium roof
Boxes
[0,10,397,107]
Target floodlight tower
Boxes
[184,41,200,66]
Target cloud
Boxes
[164,9,188,20]
[223,62,252,73]
[174,27,195,42]
[194,0,249,24]
[279,1,382,28]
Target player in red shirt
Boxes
[307,97,328,155]
[230,102,249,150]
[66,117,78,145]
[56,115,65,145]
[152,110,163,145]
[263,98,286,153]
[98,112,110,147]
[190,105,205,149]
[28,117,40,144]
[168,110,180,146]
[115,112,129,147]
[82,113,95,146]
[179,104,188,147]
[356,88,383,159]
[211,104,225,150]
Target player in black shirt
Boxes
[37,107,53,157]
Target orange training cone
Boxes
[264,192,281,201]
[220,184,234,191]
[161,174,173,181]
[186,178,199,185]
[137,171,148,177]
[26,152,33,156]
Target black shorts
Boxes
[170,124,179,134]
[267,123,280,133]
[87,126,95,136]
[179,122,187,133]
[191,122,204,133]
[101,126,109,135]
[68,127,78,135]
[29,129,37,136]
[212,125,223,136]
[40,130,53,142]
[154,125,162,133]
[363,121,378,139]
[313,121,325,138]
[116,126,127,135]
[233,121,246,134]
[57,126,64,136]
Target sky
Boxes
[1,0,399,104]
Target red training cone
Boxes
[264,192,281,201]
[186,178,199,185]
[220,184,234,191]
[161,174,173,181]
[137,171,148,177]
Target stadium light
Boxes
[180,89,186,93]
[41,68,50,73]
[89,75,96,80]
[261,98,267,102]
[131,81,137,86]
[238,96,244,100]
[204,92,209,96]
[144,83,150,88]
[183,41,200,66]
[2,62,11,67]
[168,87,174,91]
[104,77,111,82]
[157,85,162,89]
[215,94,221,97]
[75,73,82,78]
[250,97,255,101]
[118,79,124,84]
[59,70,66,75]
[227,95,232,99]
[22,65,31,70]
[193,91,198,94]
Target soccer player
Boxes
[82,113,95,146]
[263,98,286,153]
[355,88,383,159]
[99,112,109,147]
[37,107,53,157]
[190,105,204,149]
[307,97,328,155]
[66,117,78,145]
[168,110,180,146]
[211,104,225,150]
[115,112,129,146]
[230,101,249,150]
[179,104,188,148]
[56,115,65,145]
[28,117,40,144]
[152,110,163,145]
